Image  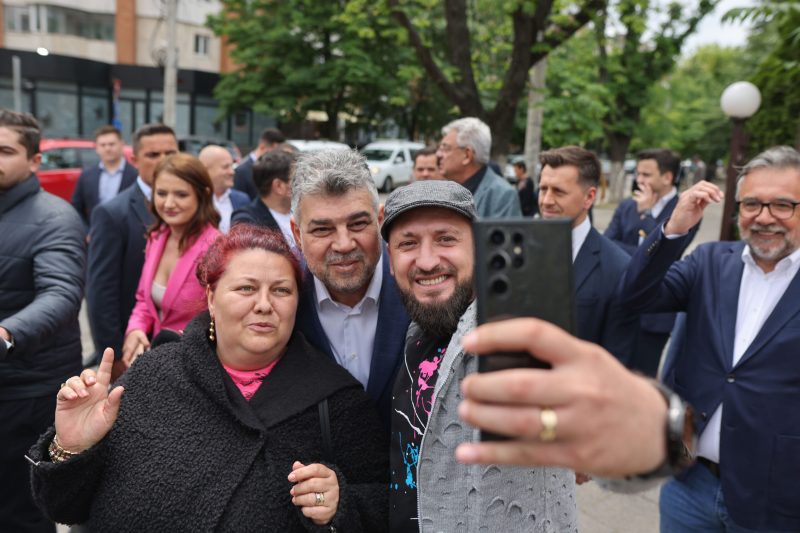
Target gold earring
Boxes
[209,317,216,342]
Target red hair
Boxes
[196,225,301,290]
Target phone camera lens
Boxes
[512,232,524,244]
[489,254,506,270]
[512,256,524,268]
[491,277,509,295]
[489,230,505,245]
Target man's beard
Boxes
[740,221,798,263]
[398,272,475,338]
[313,249,376,295]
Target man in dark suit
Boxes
[290,148,409,426]
[71,125,138,227]
[538,146,636,364]
[605,148,698,376]
[514,160,538,217]
[233,127,285,199]
[232,150,295,248]
[198,144,248,233]
[86,124,178,372]
[620,146,800,531]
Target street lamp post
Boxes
[719,81,761,241]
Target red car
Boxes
[38,139,134,202]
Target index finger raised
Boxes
[97,347,116,387]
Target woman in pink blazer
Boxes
[122,153,221,364]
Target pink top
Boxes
[223,359,281,401]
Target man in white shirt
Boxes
[198,144,248,233]
[71,125,138,226]
[620,146,800,531]
[290,149,409,426]
[605,148,698,376]
[537,146,637,364]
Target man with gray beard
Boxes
[382,180,576,532]
[619,146,800,531]
[291,149,409,427]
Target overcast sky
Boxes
[682,0,755,54]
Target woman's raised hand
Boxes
[288,461,340,526]
[54,348,125,453]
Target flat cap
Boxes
[381,180,476,241]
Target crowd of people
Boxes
[1,106,799,532]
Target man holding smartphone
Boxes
[382,180,576,532]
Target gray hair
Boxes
[291,148,380,221]
[442,117,491,165]
[735,146,800,199]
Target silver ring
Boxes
[315,492,325,506]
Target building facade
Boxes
[0,0,274,149]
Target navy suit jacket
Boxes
[620,230,800,530]
[295,249,410,427]
[229,189,250,210]
[574,228,637,365]
[71,162,138,226]
[233,157,258,200]
[231,197,281,232]
[604,195,699,333]
[87,184,153,360]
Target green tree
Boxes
[597,0,718,199]
[381,0,606,158]
[725,1,800,151]
[208,0,417,139]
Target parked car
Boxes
[361,140,425,192]
[287,139,351,153]
[178,136,242,163]
[38,139,133,202]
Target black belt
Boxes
[697,457,720,478]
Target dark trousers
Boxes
[0,395,57,533]
[630,330,670,378]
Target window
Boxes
[4,5,33,32]
[3,4,114,41]
[194,34,210,56]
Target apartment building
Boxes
[0,0,273,147]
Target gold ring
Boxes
[60,382,66,389]
[315,492,325,506]
[539,408,558,442]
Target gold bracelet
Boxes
[48,434,82,463]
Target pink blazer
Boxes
[125,224,220,337]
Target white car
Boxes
[361,140,426,192]
[287,139,351,152]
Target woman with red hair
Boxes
[30,225,388,531]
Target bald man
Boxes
[199,145,249,233]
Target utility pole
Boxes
[523,58,547,186]
[163,0,178,127]
[12,56,22,112]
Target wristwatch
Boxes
[637,381,697,479]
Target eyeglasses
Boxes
[737,199,800,220]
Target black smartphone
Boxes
[473,218,575,440]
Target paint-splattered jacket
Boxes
[414,301,578,532]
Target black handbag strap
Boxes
[318,398,334,461]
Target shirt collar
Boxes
[215,188,231,202]
[99,159,125,174]
[741,244,800,274]
[652,187,678,215]
[136,176,152,201]
[314,254,383,310]
[571,216,592,262]
[461,165,487,195]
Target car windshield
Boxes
[362,149,393,161]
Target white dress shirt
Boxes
[269,208,296,249]
[313,256,383,389]
[571,216,592,263]
[98,160,126,204]
[213,190,235,234]
[696,245,800,462]
[136,176,152,202]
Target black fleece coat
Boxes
[29,312,388,532]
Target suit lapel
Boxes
[366,249,409,401]
[88,167,102,209]
[141,229,168,324]
[129,185,152,227]
[573,228,600,293]
[120,165,137,191]
[736,261,800,368]
[299,269,335,361]
[161,226,215,315]
[717,243,744,369]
